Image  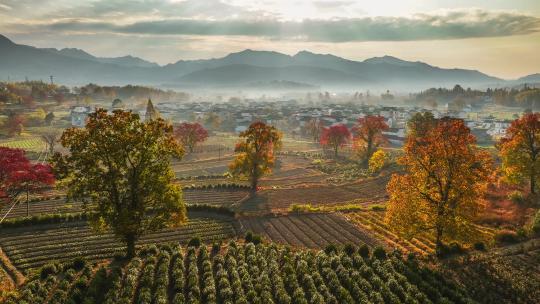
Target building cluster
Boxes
[70,98,514,145]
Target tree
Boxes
[385,118,493,255]
[203,112,222,131]
[352,116,388,165]
[44,112,55,126]
[499,113,540,194]
[5,111,24,137]
[229,121,282,191]
[144,99,159,121]
[303,118,324,143]
[368,150,389,174]
[174,122,209,153]
[52,109,186,257]
[0,147,54,213]
[407,112,437,137]
[41,132,59,155]
[320,124,350,158]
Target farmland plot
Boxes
[172,157,233,178]
[0,212,238,271]
[239,181,386,212]
[0,189,249,220]
[345,211,497,256]
[6,242,474,304]
[240,213,380,248]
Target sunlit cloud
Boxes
[4,9,539,42]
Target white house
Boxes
[70,106,92,127]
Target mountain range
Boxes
[0,34,536,91]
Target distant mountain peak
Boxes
[0,34,14,46]
[364,55,414,65]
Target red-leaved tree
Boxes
[353,115,389,165]
[0,147,55,215]
[174,122,209,153]
[320,124,351,158]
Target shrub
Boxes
[40,263,57,279]
[358,244,370,258]
[373,246,386,260]
[325,244,338,255]
[343,244,356,256]
[212,242,221,255]
[245,231,254,243]
[188,237,202,248]
[494,230,521,245]
[72,257,87,271]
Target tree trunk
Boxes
[334,145,338,158]
[250,176,258,192]
[125,233,137,258]
[435,226,444,257]
[531,172,536,194]
[26,189,29,217]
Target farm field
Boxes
[344,211,498,256]
[445,239,540,304]
[172,157,234,178]
[238,175,389,213]
[0,136,44,153]
[240,213,381,248]
[0,212,238,272]
[5,242,474,304]
[0,189,249,220]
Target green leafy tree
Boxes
[229,122,282,191]
[52,109,186,257]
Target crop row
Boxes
[240,213,381,249]
[0,189,247,220]
[6,242,475,304]
[0,214,238,271]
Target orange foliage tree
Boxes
[385,118,493,255]
[352,115,389,165]
[320,124,351,158]
[498,113,540,194]
[229,122,282,191]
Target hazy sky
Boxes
[1,0,539,79]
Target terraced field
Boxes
[5,242,474,304]
[344,211,498,256]
[0,212,238,271]
[183,189,249,206]
[0,189,249,220]
[172,157,233,178]
[240,213,380,249]
[239,176,388,213]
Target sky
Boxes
[0,0,539,79]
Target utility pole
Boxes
[49,75,54,85]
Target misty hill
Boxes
[43,48,159,68]
[518,73,540,83]
[0,34,531,90]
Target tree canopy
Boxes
[352,115,388,165]
[498,112,540,194]
[229,121,282,191]
[320,124,351,158]
[385,117,493,255]
[174,122,209,153]
[52,109,186,257]
[0,147,54,207]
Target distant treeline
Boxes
[413,84,540,109]
[74,83,190,102]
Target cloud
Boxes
[3,9,540,42]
